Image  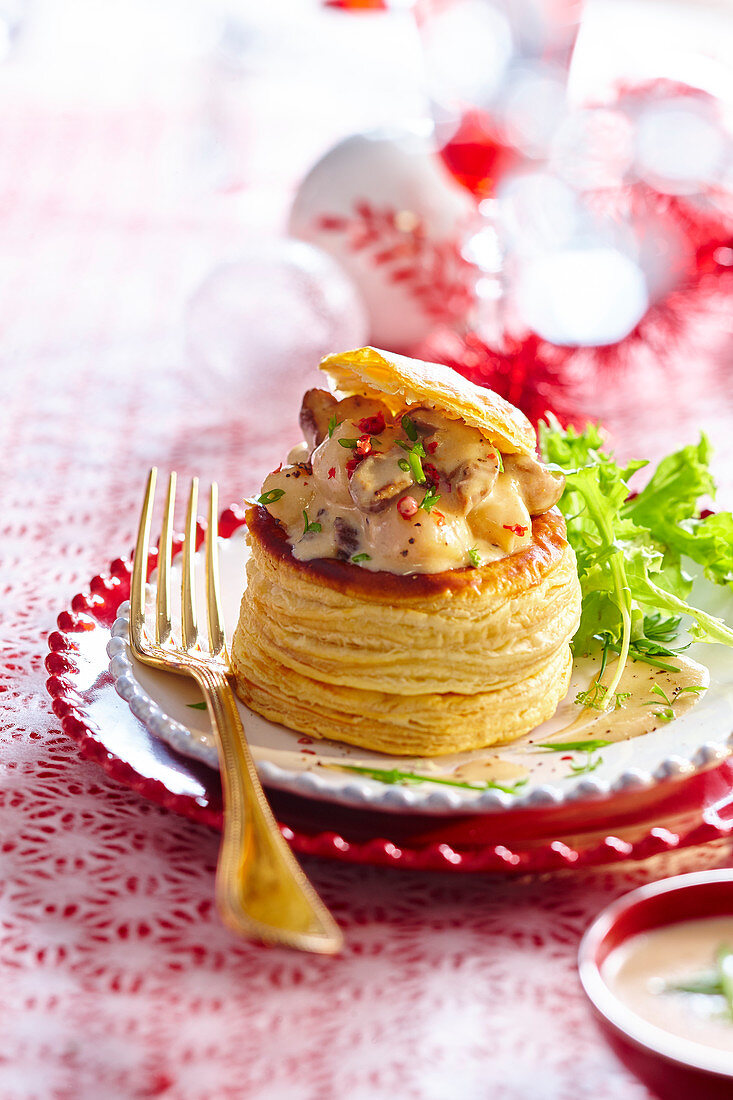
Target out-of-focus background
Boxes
[2,5,733,1100]
[2,0,732,500]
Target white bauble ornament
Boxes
[288,128,479,352]
[186,238,368,407]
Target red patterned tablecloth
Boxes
[3,3,733,1099]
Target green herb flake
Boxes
[419,486,441,513]
[407,449,426,485]
[662,946,733,1014]
[537,739,612,753]
[328,414,341,439]
[338,438,358,450]
[397,439,426,457]
[398,458,410,472]
[568,753,604,776]
[401,414,418,442]
[257,488,285,505]
[186,701,207,711]
[717,945,733,1018]
[575,682,631,711]
[666,973,723,996]
[645,682,675,722]
[351,553,371,563]
[468,547,481,568]
[537,738,610,779]
[302,510,322,535]
[331,762,528,795]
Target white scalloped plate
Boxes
[107,526,733,816]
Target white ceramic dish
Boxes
[107,526,733,816]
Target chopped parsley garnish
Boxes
[408,451,426,484]
[398,458,410,472]
[396,439,426,484]
[568,753,604,776]
[468,547,481,568]
[575,683,630,711]
[495,451,504,472]
[396,439,426,456]
[401,414,418,441]
[257,488,285,505]
[537,738,611,778]
[332,762,528,794]
[717,945,733,1018]
[666,973,724,996]
[646,682,675,722]
[537,739,612,753]
[644,682,705,722]
[328,414,340,438]
[302,510,322,535]
[419,486,441,513]
[351,553,371,563]
[664,945,733,1018]
[338,438,358,449]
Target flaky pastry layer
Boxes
[231,506,582,755]
[320,347,536,456]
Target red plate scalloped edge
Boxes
[44,505,733,874]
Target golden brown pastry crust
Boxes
[320,346,536,456]
[232,506,582,755]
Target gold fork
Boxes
[129,468,343,954]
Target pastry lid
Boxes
[319,346,536,456]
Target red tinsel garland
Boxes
[419,185,733,426]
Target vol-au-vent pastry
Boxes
[232,347,582,756]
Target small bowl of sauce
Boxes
[579,871,733,1099]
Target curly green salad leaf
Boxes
[539,416,733,704]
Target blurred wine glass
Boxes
[414,0,584,343]
[416,0,584,201]
[416,1,733,353]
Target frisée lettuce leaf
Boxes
[539,416,733,706]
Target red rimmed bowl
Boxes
[579,870,733,1099]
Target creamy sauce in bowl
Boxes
[603,917,733,1055]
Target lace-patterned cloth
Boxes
[3,4,733,1099]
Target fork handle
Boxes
[194,666,343,954]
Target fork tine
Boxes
[156,471,176,646]
[181,477,199,650]
[205,482,226,658]
[130,467,157,641]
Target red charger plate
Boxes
[45,507,733,874]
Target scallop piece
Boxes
[258,465,315,527]
[369,497,473,573]
[468,473,532,553]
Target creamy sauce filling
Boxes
[527,653,709,746]
[450,757,529,784]
[603,918,733,1053]
[258,392,564,575]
